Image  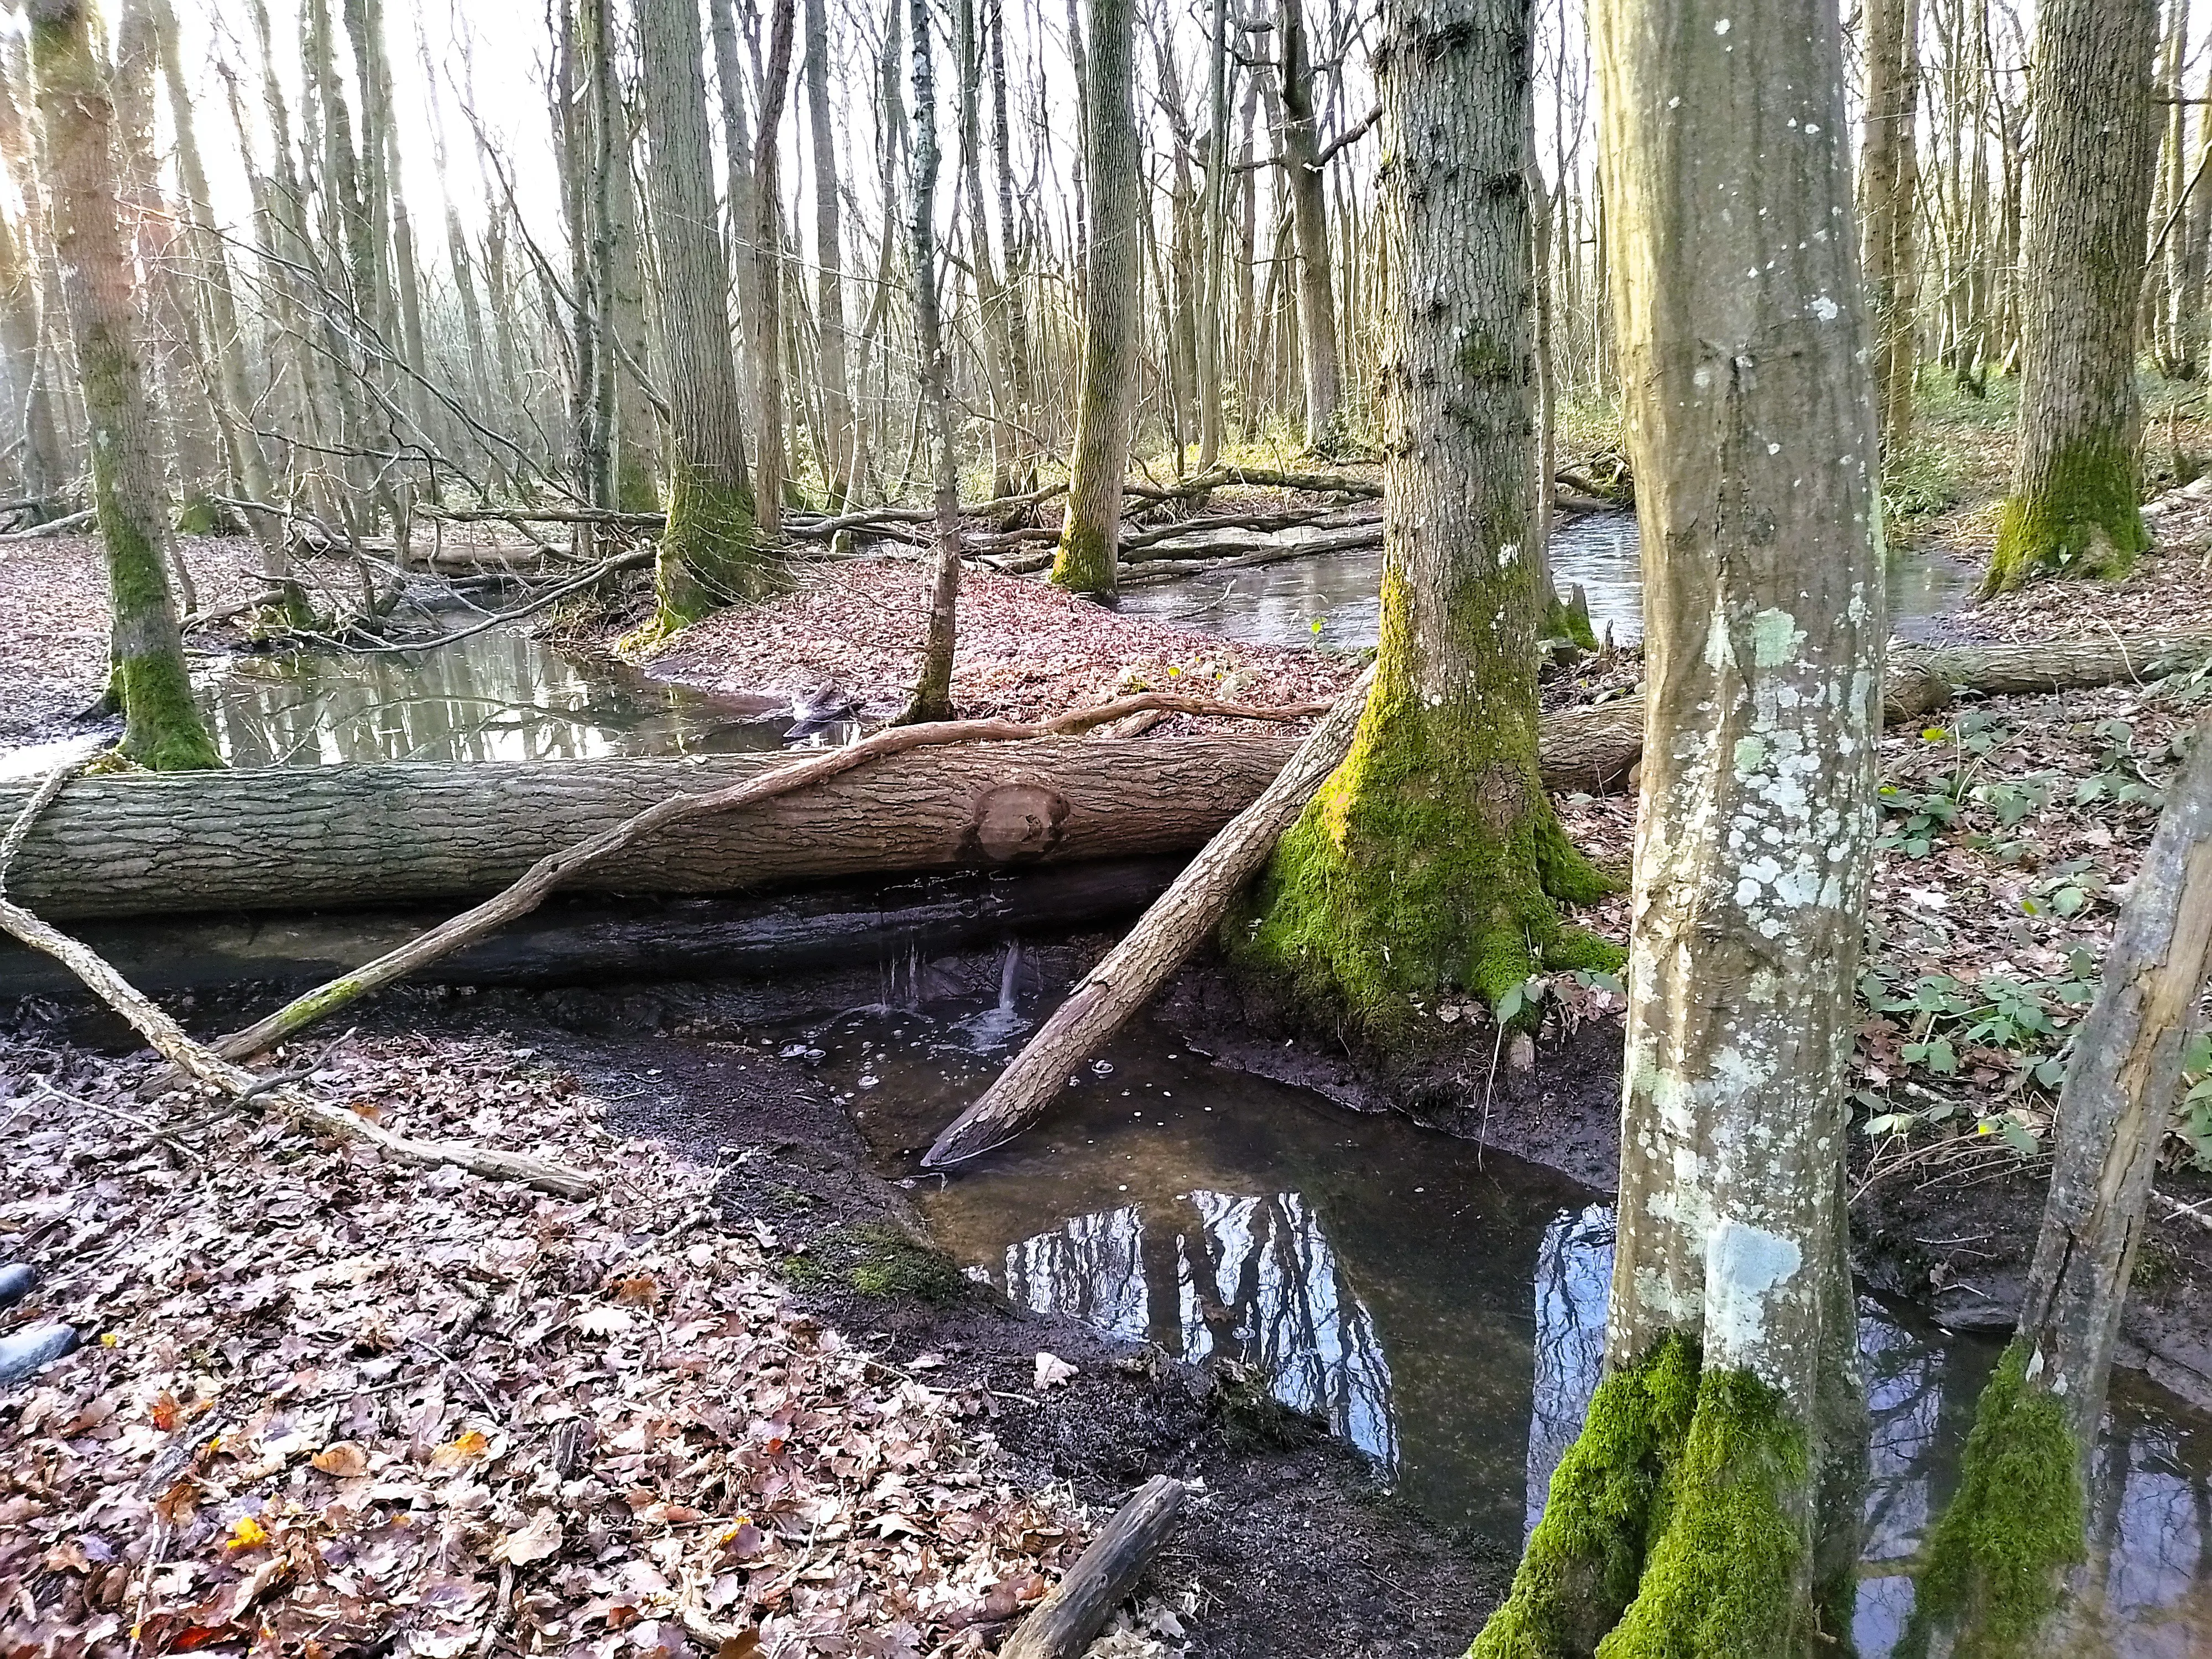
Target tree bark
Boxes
[637,0,771,628]
[1475,0,1880,1645]
[1911,719,2212,1650]
[29,0,220,772]
[1985,0,2159,593]
[902,0,963,723]
[804,0,855,506]
[1048,0,1141,598]
[999,1478,1187,1659]
[1274,0,1341,453]
[1860,0,1923,458]
[751,0,800,540]
[1235,0,1611,1026]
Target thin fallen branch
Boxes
[0,772,597,1199]
[1000,1476,1187,1659]
[208,690,1338,1062]
[0,508,93,541]
[924,666,1376,1167]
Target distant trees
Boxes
[1985,0,2161,594]
[28,0,219,771]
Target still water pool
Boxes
[777,966,2212,1657]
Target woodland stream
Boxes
[766,958,2212,1658]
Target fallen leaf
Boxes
[613,1275,660,1306]
[497,1508,563,1566]
[310,1441,369,1477]
[717,1632,762,1659]
[1034,1352,1077,1390]
[150,1391,181,1432]
[429,1430,489,1469]
[223,1515,269,1552]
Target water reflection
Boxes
[194,625,818,766]
[1121,510,1975,649]
[801,994,2212,1654]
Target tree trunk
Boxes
[989,0,1034,491]
[1474,0,1880,1646]
[28,0,220,772]
[1196,0,1229,469]
[1910,719,2212,1651]
[902,0,963,722]
[1860,0,1923,459]
[1985,0,2159,593]
[1048,0,1142,597]
[636,0,771,629]
[1234,0,1611,1025]
[752,0,799,540]
[1274,0,1342,454]
[804,0,855,507]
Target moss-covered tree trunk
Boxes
[1984,0,2159,594]
[1233,0,1609,1025]
[1049,0,1141,598]
[30,0,220,773]
[636,0,774,632]
[901,0,963,723]
[1472,0,1882,1648]
[1907,722,2212,1656]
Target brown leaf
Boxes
[613,1274,660,1306]
[496,1507,563,1566]
[150,1390,182,1432]
[310,1441,369,1477]
[428,1430,489,1469]
[717,1632,762,1659]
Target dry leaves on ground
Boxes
[0,1026,1097,1658]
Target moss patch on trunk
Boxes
[1985,437,2150,594]
[1471,1337,1815,1659]
[649,463,775,635]
[1899,1340,2085,1658]
[1050,518,1118,597]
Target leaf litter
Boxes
[0,1026,1138,1658]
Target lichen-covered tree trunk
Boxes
[901,0,963,723]
[1233,0,1610,1025]
[1908,722,2212,1656]
[29,0,219,772]
[1275,0,1342,455]
[1984,0,2159,594]
[636,0,772,632]
[1472,0,1882,1647]
[1049,0,1141,598]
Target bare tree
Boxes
[901,0,963,723]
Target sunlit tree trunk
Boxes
[637,0,771,629]
[901,0,962,723]
[1473,0,1880,1645]
[602,71,660,513]
[750,0,799,536]
[1985,0,2159,593]
[1048,0,1140,597]
[1237,0,1610,1022]
[989,0,1034,490]
[29,0,220,771]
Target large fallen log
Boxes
[4,632,2205,926]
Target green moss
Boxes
[787,1222,969,1305]
[98,510,220,772]
[1470,1333,1702,1658]
[653,461,775,632]
[1902,1341,2085,1658]
[1984,437,2149,595]
[1050,518,1118,596]
[1544,586,1599,653]
[1595,1366,1808,1659]
[1229,670,1621,1026]
[174,495,222,536]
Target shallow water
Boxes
[1117,510,1978,650]
[787,968,2212,1657]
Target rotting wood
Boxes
[0,768,598,1198]
[924,666,1373,1167]
[204,690,1335,1061]
[999,1475,1187,1659]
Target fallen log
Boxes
[1000,1476,1187,1659]
[206,692,1334,1060]
[924,667,1374,1167]
[0,766,598,1198]
[6,632,2205,928]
